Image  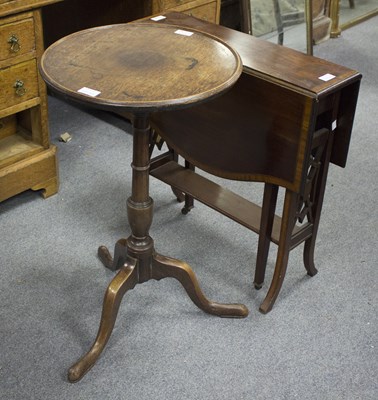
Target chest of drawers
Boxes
[0,0,60,202]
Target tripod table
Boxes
[39,21,248,382]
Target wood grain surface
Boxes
[40,22,242,112]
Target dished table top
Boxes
[39,22,243,112]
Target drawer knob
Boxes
[8,34,21,53]
[13,80,26,96]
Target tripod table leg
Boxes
[98,239,128,271]
[68,260,138,382]
[152,252,249,318]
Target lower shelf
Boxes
[150,160,306,245]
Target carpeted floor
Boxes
[1,15,377,400]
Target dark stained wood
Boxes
[150,72,314,193]
[150,160,305,243]
[253,184,279,289]
[42,0,151,47]
[41,0,221,48]
[142,12,359,95]
[39,21,247,382]
[330,79,360,167]
[145,13,361,314]
[40,23,242,112]
[145,11,361,167]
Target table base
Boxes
[65,112,248,382]
[67,236,248,382]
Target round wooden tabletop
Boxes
[40,22,243,112]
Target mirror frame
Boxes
[330,0,378,37]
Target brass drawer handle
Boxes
[13,79,26,96]
[8,34,21,53]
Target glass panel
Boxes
[249,0,310,53]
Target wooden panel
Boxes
[151,72,315,192]
[183,1,217,22]
[0,131,43,168]
[153,0,214,13]
[42,1,221,47]
[0,59,39,109]
[42,0,151,47]
[330,79,361,167]
[0,0,61,17]
[0,144,57,201]
[157,0,193,8]
[0,17,35,61]
[0,114,17,140]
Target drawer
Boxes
[0,59,39,110]
[0,17,36,62]
[158,0,193,9]
[183,2,218,23]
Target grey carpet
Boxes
[1,16,377,400]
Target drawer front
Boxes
[0,59,39,109]
[159,0,193,9]
[0,17,35,62]
[183,2,217,23]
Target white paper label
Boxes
[151,15,166,21]
[78,87,101,97]
[175,29,194,37]
[319,73,336,82]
